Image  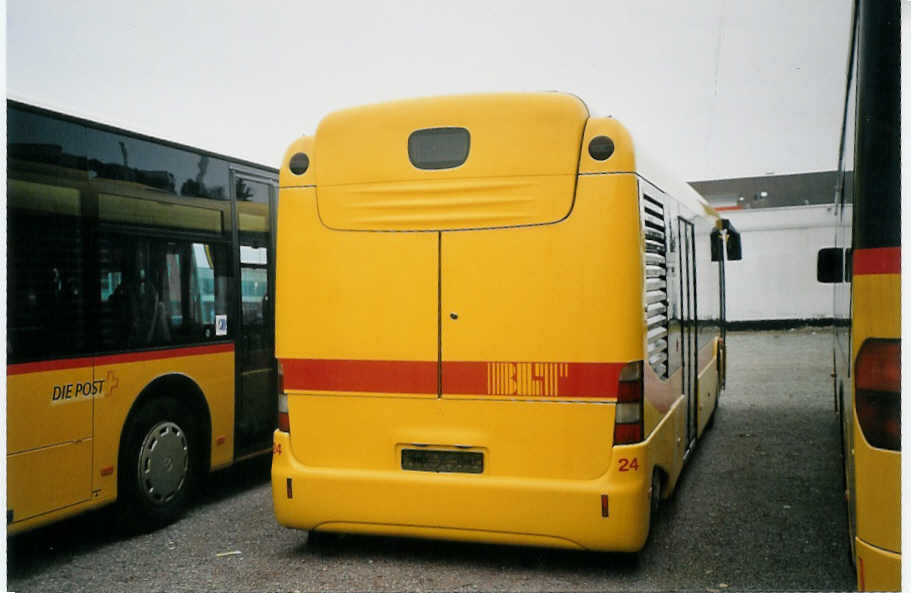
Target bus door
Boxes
[678,218,697,450]
[232,172,277,456]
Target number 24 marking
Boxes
[618,457,640,472]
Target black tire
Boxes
[307,530,339,548]
[118,397,199,531]
[647,468,662,539]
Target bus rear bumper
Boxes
[855,537,901,591]
[271,430,652,552]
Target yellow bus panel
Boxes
[851,272,901,560]
[442,174,642,366]
[7,363,93,453]
[313,93,588,231]
[7,439,93,523]
[275,187,438,365]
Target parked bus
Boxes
[816,1,901,590]
[6,100,279,533]
[270,92,741,551]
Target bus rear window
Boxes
[408,127,470,170]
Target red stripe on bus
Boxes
[282,359,438,394]
[94,343,234,366]
[853,247,900,275]
[6,355,96,375]
[444,361,623,398]
[281,359,624,398]
[7,343,235,376]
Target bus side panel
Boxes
[642,385,685,494]
[692,205,721,438]
[7,364,94,523]
[91,349,236,501]
[851,272,901,557]
[696,340,719,437]
[7,440,93,526]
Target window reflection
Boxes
[85,128,230,200]
[98,236,231,350]
[7,105,232,201]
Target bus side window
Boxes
[99,235,235,349]
[7,184,90,362]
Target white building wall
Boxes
[721,204,845,322]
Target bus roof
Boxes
[634,146,719,220]
[282,92,717,225]
[8,98,278,175]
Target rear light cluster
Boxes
[855,339,900,451]
[277,360,290,433]
[614,361,644,445]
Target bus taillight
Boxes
[277,360,290,433]
[855,339,900,451]
[614,361,644,445]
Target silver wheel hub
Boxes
[138,421,188,505]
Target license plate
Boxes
[401,449,483,474]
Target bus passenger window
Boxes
[98,237,230,350]
[128,244,171,347]
[7,185,89,362]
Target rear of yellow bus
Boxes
[271,93,664,551]
[844,2,901,589]
[850,247,901,590]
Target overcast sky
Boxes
[7,0,852,182]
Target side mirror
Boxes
[726,232,742,261]
[720,218,742,261]
[710,228,723,262]
[817,247,844,283]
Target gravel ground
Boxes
[6,329,857,592]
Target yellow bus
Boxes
[7,100,279,533]
[817,1,901,589]
[271,92,742,551]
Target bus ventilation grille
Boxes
[642,194,669,379]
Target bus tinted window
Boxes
[408,127,470,170]
[84,127,231,200]
[852,0,900,249]
[7,183,90,362]
[7,106,88,173]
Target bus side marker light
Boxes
[216,435,227,446]
[601,495,609,517]
[101,466,114,476]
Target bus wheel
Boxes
[649,469,662,528]
[119,397,198,531]
[307,530,339,548]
